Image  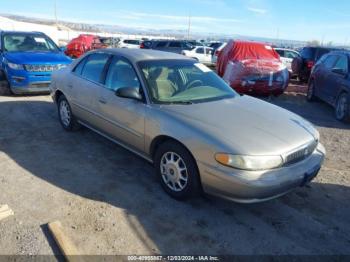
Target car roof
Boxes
[89,48,194,63]
[328,50,350,56]
[0,30,46,35]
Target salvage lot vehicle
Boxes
[65,34,107,58]
[50,49,325,203]
[140,40,193,54]
[181,46,214,66]
[217,40,289,96]
[308,50,350,122]
[0,31,72,95]
[118,39,141,49]
[274,47,300,75]
[292,46,338,83]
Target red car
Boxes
[64,34,107,58]
[217,40,289,96]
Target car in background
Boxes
[212,42,227,65]
[65,34,107,59]
[217,40,289,96]
[292,46,338,83]
[308,51,350,122]
[274,48,300,75]
[0,31,71,95]
[181,46,214,66]
[118,39,141,49]
[50,49,325,203]
[140,40,194,54]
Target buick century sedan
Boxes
[50,49,325,203]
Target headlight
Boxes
[215,153,283,171]
[7,62,24,70]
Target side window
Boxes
[81,53,110,83]
[73,56,89,75]
[196,48,204,54]
[333,56,348,72]
[285,51,298,59]
[275,49,285,57]
[105,57,140,91]
[156,41,168,48]
[323,55,338,69]
[169,42,182,48]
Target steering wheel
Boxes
[186,80,203,89]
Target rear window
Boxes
[301,48,316,60]
[124,40,140,45]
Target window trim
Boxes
[71,53,112,86]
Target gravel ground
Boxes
[0,87,349,256]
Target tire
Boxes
[154,141,201,200]
[57,95,81,131]
[0,71,12,96]
[292,57,302,75]
[335,92,350,123]
[306,80,317,102]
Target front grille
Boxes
[25,64,66,72]
[284,140,318,165]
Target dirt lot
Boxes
[0,85,349,256]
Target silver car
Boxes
[50,49,325,203]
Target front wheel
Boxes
[154,141,201,200]
[57,95,81,131]
[335,93,350,123]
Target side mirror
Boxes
[332,68,347,76]
[116,87,142,101]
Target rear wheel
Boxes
[335,92,350,123]
[307,81,317,102]
[57,95,81,131]
[154,141,201,200]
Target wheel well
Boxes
[54,90,64,103]
[150,135,203,190]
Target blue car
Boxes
[0,31,72,95]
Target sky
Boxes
[0,0,349,44]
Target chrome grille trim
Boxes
[283,140,318,166]
[24,64,66,72]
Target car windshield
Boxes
[139,60,237,104]
[3,33,59,52]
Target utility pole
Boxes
[54,0,58,28]
[187,12,191,40]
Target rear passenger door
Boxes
[96,56,146,152]
[69,53,111,124]
[324,55,349,105]
[314,54,338,100]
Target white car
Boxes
[118,39,141,49]
[274,48,300,74]
[211,42,227,65]
[182,46,214,66]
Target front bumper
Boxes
[7,68,52,94]
[199,143,326,203]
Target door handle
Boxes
[99,98,107,104]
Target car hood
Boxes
[160,95,318,155]
[4,51,72,64]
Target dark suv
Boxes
[292,46,338,83]
[140,40,193,54]
[308,51,350,122]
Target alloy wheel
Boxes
[59,100,71,127]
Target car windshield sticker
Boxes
[34,38,46,43]
[195,63,212,73]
